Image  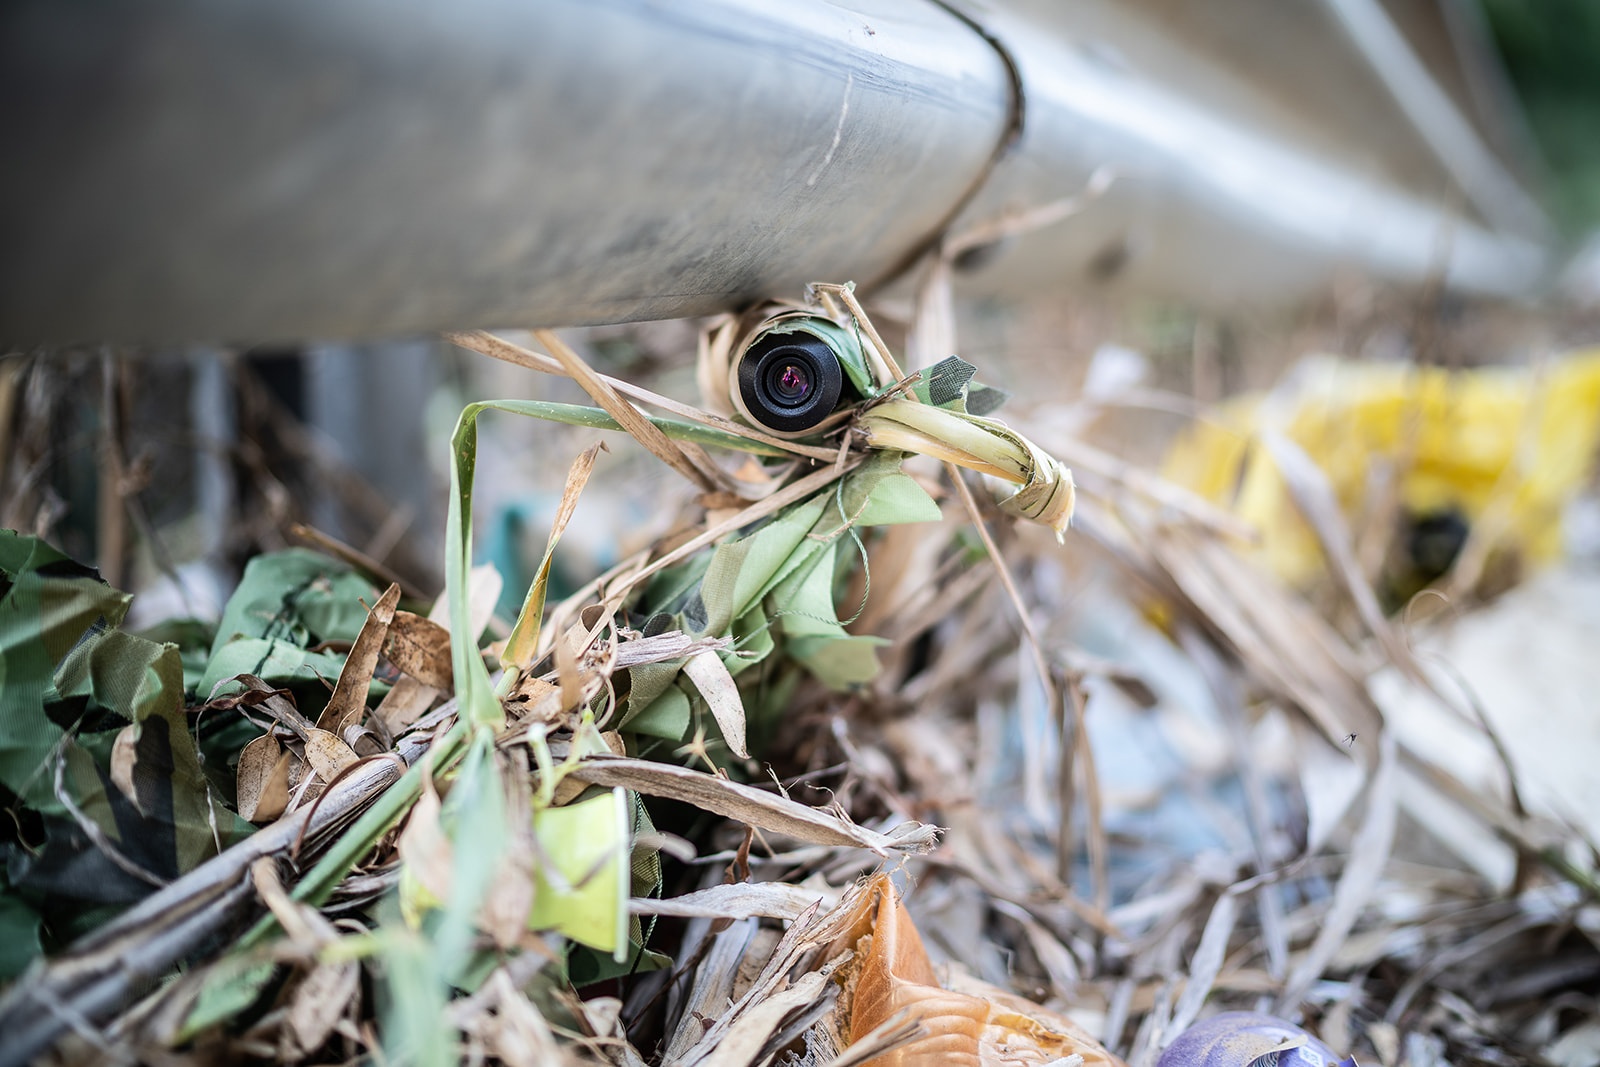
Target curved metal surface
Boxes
[0,0,1549,344]
[0,0,1009,342]
[944,3,1549,309]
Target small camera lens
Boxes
[735,331,848,434]
[766,359,814,405]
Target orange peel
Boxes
[830,874,1125,1067]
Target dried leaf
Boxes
[456,563,506,647]
[397,776,452,925]
[507,676,564,728]
[681,649,749,759]
[236,675,316,738]
[698,967,835,1067]
[376,565,499,734]
[676,891,861,1064]
[630,881,832,922]
[664,919,767,1062]
[1261,431,1422,679]
[503,443,605,671]
[611,631,730,669]
[317,583,400,735]
[302,728,360,784]
[1144,524,1385,755]
[568,756,939,855]
[1276,730,1399,1013]
[344,722,385,758]
[286,958,360,1056]
[236,733,292,823]
[476,969,566,1067]
[383,610,453,690]
[373,675,439,736]
[108,724,142,815]
[1164,890,1240,1040]
[480,777,538,952]
[535,328,720,492]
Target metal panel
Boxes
[944,0,1549,307]
[0,0,1010,342]
[0,0,1548,344]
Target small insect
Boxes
[1342,733,1358,747]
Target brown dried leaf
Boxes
[344,722,385,758]
[676,895,851,1064]
[1276,730,1399,1013]
[664,920,767,1062]
[1145,523,1385,755]
[611,631,730,669]
[457,563,506,646]
[1261,431,1419,679]
[251,855,340,950]
[286,959,360,1056]
[697,968,835,1067]
[534,328,720,492]
[477,969,566,1067]
[480,771,537,951]
[501,443,605,671]
[681,649,749,760]
[568,756,939,855]
[237,733,292,823]
[1165,887,1241,1038]
[109,724,143,815]
[317,583,401,735]
[507,676,562,725]
[236,675,316,739]
[396,775,452,904]
[629,881,833,922]
[302,728,360,784]
[374,676,439,736]
[555,624,586,714]
[383,610,454,691]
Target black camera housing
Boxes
[734,330,852,434]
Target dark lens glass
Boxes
[767,359,813,405]
[736,330,848,434]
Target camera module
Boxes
[733,330,850,435]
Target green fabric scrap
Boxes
[197,636,350,701]
[209,549,377,658]
[135,618,217,696]
[787,633,887,689]
[622,684,691,743]
[0,531,251,941]
[843,466,942,526]
[770,541,848,640]
[698,495,829,635]
[618,449,942,721]
[912,353,1008,415]
[0,869,43,981]
[728,605,776,669]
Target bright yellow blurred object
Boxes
[1161,351,1600,595]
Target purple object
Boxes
[1157,1012,1358,1067]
